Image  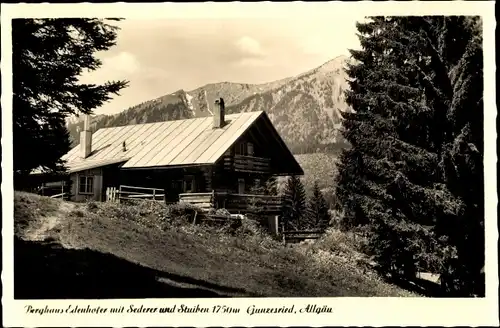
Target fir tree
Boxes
[281,175,307,230]
[335,16,484,294]
[13,18,128,182]
[306,181,330,230]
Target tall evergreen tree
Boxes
[335,16,484,294]
[281,175,307,230]
[12,18,128,181]
[306,181,330,230]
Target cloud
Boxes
[79,51,141,84]
[234,36,266,57]
[102,51,141,74]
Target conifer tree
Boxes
[306,181,330,230]
[13,18,128,182]
[281,175,307,230]
[335,16,484,294]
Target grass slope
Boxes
[294,152,339,191]
[277,152,339,208]
[14,192,416,299]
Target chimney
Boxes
[80,114,92,158]
[213,97,225,128]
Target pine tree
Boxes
[281,175,307,230]
[335,16,484,293]
[306,181,330,230]
[13,18,128,182]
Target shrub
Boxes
[134,199,168,219]
[70,209,85,218]
[95,202,135,222]
[315,228,366,256]
[202,209,242,233]
[91,200,167,229]
[215,208,231,217]
[235,217,265,237]
[327,209,340,229]
[163,202,200,227]
[233,217,281,250]
[85,200,98,212]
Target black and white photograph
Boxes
[1,2,497,327]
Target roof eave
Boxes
[120,163,213,170]
[259,112,304,174]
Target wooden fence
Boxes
[39,181,70,199]
[196,213,245,225]
[282,229,324,244]
[106,187,120,202]
[105,185,165,203]
[49,192,71,200]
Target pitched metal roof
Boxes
[67,158,130,173]
[62,111,264,171]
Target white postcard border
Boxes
[1,2,497,327]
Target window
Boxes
[184,180,193,192]
[247,142,254,156]
[171,180,182,192]
[78,176,94,194]
[184,175,195,193]
[239,142,246,155]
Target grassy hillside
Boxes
[276,152,340,208]
[14,192,416,298]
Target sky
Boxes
[80,13,364,115]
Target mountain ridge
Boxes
[67,55,352,154]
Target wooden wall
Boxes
[70,168,103,202]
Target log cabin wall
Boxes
[212,131,274,194]
[162,166,214,202]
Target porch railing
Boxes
[179,191,282,214]
[223,155,271,174]
[178,192,214,212]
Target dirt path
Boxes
[24,202,74,241]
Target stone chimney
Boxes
[80,114,92,158]
[213,98,225,128]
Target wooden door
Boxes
[238,178,245,194]
[167,179,184,202]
